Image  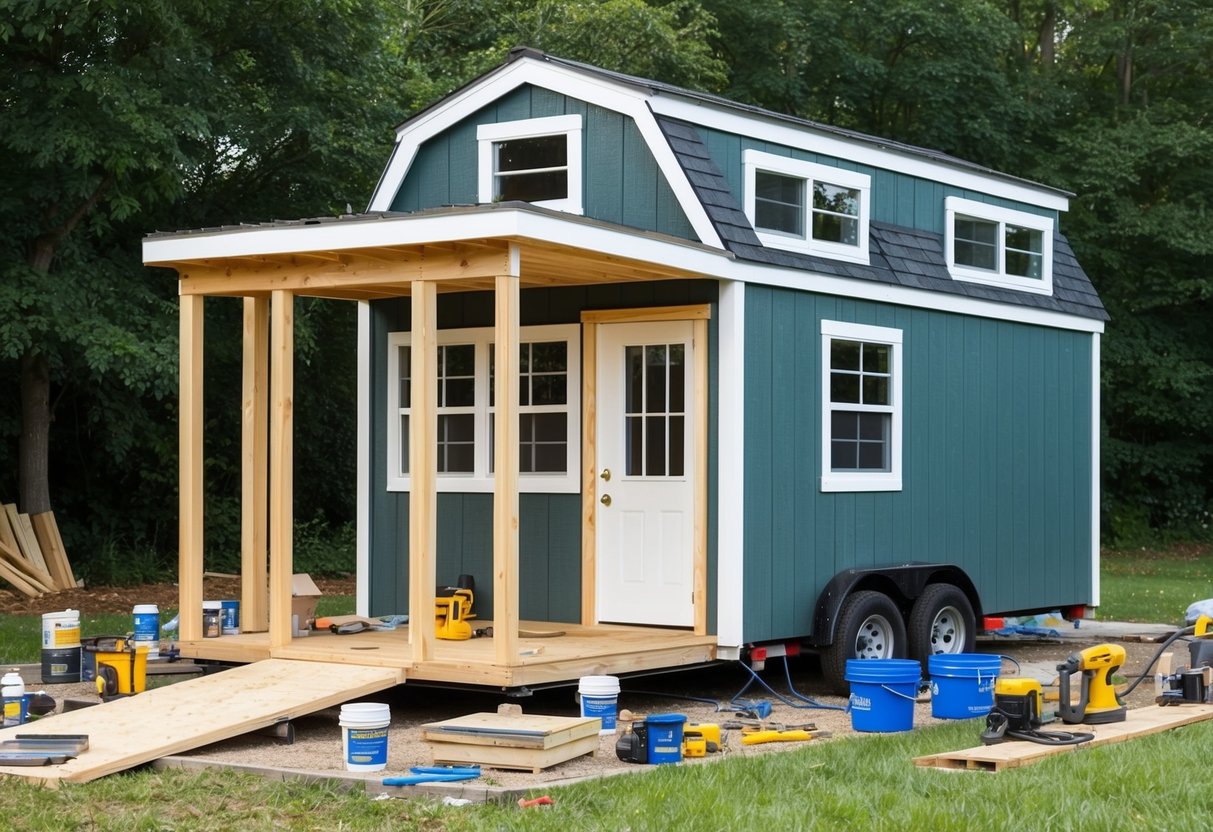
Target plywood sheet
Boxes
[428,732,599,773]
[0,659,401,785]
[914,704,1213,772]
[423,712,601,750]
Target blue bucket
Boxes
[928,653,1002,719]
[845,659,921,733]
[644,713,686,764]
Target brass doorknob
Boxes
[600,468,611,481]
[600,494,612,507]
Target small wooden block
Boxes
[496,703,523,717]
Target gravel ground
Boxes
[26,629,1182,792]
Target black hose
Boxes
[1122,624,1197,697]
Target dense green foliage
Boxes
[0,0,1209,581]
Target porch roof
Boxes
[143,202,731,300]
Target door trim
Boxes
[580,304,711,634]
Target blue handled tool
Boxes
[381,765,481,786]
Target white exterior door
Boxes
[595,320,695,627]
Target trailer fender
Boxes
[810,563,982,647]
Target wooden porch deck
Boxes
[176,621,718,689]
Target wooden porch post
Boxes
[493,270,520,664]
[241,296,269,633]
[268,290,294,648]
[178,294,205,642]
[408,280,438,663]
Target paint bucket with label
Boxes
[643,713,687,764]
[928,653,1002,719]
[845,658,921,733]
[132,604,160,660]
[578,675,621,734]
[2,669,26,727]
[339,703,391,771]
[220,600,240,635]
[202,601,222,638]
[40,609,81,684]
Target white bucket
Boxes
[132,604,160,660]
[41,610,81,684]
[578,675,621,734]
[339,703,391,771]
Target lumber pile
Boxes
[422,711,602,773]
[0,505,78,597]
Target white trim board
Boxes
[648,96,1070,213]
[365,57,723,248]
[716,280,745,649]
[144,208,1104,335]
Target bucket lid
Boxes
[578,675,620,693]
[844,658,923,684]
[133,604,159,613]
[42,609,79,619]
[645,713,687,725]
[927,653,1002,675]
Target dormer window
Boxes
[478,115,583,214]
[945,197,1054,295]
[744,150,871,264]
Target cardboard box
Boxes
[291,573,322,629]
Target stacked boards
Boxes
[422,712,602,773]
[0,505,77,598]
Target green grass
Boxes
[1097,543,1212,624]
[0,719,1209,830]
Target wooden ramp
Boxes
[914,704,1213,772]
[0,659,402,786]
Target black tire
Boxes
[909,583,976,673]
[822,590,908,695]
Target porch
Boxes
[176,620,718,688]
[143,204,730,687]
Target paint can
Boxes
[202,601,222,638]
[132,604,160,660]
[643,713,686,764]
[339,702,391,771]
[927,653,1002,719]
[578,675,621,734]
[220,600,240,635]
[845,658,921,733]
[40,609,81,684]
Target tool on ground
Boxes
[84,636,147,700]
[1155,615,1213,705]
[721,718,819,732]
[1057,643,1127,725]
[615,720,649,764]
[741,729,816,746]
[518,796,554,808]
[681,723,721,757]
[981,678,1094,746]
[382,765,480,786]
[0,733,89,765]
[435,575,476,640]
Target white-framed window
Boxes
[743,149,871,264]
[386,324,580,493]
[820,320,902,493]
[477,115,583,214]
[944,196,1054,295]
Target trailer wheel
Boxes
[822,590,907,695]
[909,583,976,670]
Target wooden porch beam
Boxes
[176,245,514,296]
[408,280,438,664]
[493,269,521,665]
[580,322,598,628]
[241,297,269,633]
[178,294,205,642]
[268,290,295,648]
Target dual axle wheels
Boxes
[822,584,975,694]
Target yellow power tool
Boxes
[435,586,475,640]
[1057,643,1127,725]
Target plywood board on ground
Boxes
[423,712,601,750]
[914,704,1213,772]
[0,659,402,786]
[428,732,599,773]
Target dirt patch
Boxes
[28,630,1182,794]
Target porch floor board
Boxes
[175,620,718,688]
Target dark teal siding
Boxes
[390,85,695,240]
[696,127,1058,233]
[742,285,1093,643]
[368,281,719,623]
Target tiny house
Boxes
[144,48,1106,693]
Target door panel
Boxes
[596,321,694,626]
